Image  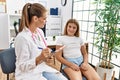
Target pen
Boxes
[38,47,54,53]
[38,47,43,50]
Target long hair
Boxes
[63,19,80,37]
[19,3,47,32]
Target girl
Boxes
[56,19,101,80]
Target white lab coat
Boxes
[14,27,58,80]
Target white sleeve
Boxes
[80,37,84,45]
[15,36,36,72]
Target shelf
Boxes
[9,13,21,17]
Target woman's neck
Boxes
[29,25,37,33]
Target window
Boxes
[72,0,120,79]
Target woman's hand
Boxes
[80,62,88,71]
[41,48,51,59]
[36,48,51,65]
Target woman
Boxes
[14,3,68,80]
[55,19,101,80]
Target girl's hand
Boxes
[80,62,88,71]
[70,63,80,71]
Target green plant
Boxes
[94,0,120,69]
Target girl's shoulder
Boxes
[57,35,68,40]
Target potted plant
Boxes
[93,0,120,80]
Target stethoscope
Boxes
[30,28,47,50]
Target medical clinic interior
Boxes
[0,0,120,80]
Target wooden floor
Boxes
[0,66,7,80]
[0,58,61,80]
[0,65,15,80]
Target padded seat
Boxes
[0,48,16,80]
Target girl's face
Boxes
[67,23,77,36]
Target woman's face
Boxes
[67,23,77,36]
[36,13,47,28]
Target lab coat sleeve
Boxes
[15,36,36,72]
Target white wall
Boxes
[60,0,73,33]
[47,0,73,33]
[0,0,72,49]
[46,0,73,36]
[0,14,10,49]
[6,0,73,33]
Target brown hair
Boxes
[19,3,47,32]
[63,19,80,37]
